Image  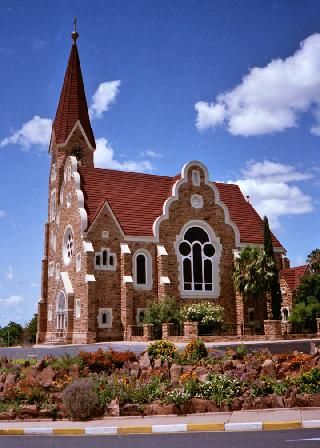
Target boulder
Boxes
[105,398,120,417]
[121,403,143,416]
[260,359,276,378]
[38,366,54,388]
[18,405,39,419]
[222,360,233,372]
[35,359,47,370]
[295,393,312,407]
[170,364,183,386]
[39,408,53,418]
[230,397,243,411]
[154,358,162,369]
[194,366,209,378]
[144,401,177,416]
[270,394,284,408]
[276,361,292,379]
[190,398,219,413]
[311,393,320,407]
[139,352,151,369]
[3,373,17,393]
[0,410,14,420]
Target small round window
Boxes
[63,226,74,265]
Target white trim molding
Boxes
[98,308,112,329]
[152,161,241,246]
[133,249,153,290]
[60,271,74,295]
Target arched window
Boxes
[50,190,56,221]
[177,223,221,296]
[56,291,67,331]
[102,312,107,324]
[63,226,74,265]
[133,250,152,289]
[282,307,289,322]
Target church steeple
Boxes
[53,22,95,149]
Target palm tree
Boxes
[307,249,320,274]
[233,246,276,298]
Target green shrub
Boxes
[294,368,320,394]
[236,344,247,359]
[251,377,289,397]
[196,373,242,405]
[183,339,208,363]
[164,390,190,406]
[63,378,98,420]
[50,354,83,370]
[147,340,176,366]
[143,296,180,325]
[180,302,224,325]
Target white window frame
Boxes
[102,230,109,239]
[50,230,56,252]
[63,225,74,266]
[98,308,112,329]
[94,248,117,271]
[75,299,81,319]
[48,304,53,322]
[192,170,201,186]
[76,253,81,272]
[175,220,221,299]
[281,307,290,322]
[190,194,203,209]
[55,263,60,281]
[48,261,55,277]
[55,291,67,331]
[50,189,57,222]
[133,249,153,290]
[51,164,56,183]
[67,192,72,208]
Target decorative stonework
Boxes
[190,194,203,209]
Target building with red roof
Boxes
[280,265,312,321]
[37,32,292,344]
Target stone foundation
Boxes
[264,320,282,340]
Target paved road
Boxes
[0,338,319,359]
[0,429,320,448]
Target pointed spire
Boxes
[53,23,95,148]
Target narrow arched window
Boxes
[133,250,152,289]
[178,225,217,293]
[136,254,146,284]
[102,312,107,324]
[55,291,67,331]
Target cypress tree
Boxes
[263,216,282,320]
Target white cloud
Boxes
[89,80,121,119]
[140,150,163,158]
[196,33,320,136]
[94,137,153,172]
[0,116,52,150]
[4,265,13,281]
[0,295,24,306]
[229,160,313,229]
[0,210,6,218]
[30,282,40,288]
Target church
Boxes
[37,30,299,345]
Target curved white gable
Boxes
[152,160,241,246]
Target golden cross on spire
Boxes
[72,16,79,44]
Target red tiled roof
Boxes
[280,265,310,291]
[53,43,95,148]
[78,166,283,248]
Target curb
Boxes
[0,420,320,435]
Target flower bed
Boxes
[0,343,319,420]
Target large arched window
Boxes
[176,223,221,297]
[56,291,67,331]
[133,250,152,289]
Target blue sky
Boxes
[0,0,320,327]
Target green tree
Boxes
[24,314,38,343]
[233,246,276,298]
[0,321,23,346]
[143,296,180,325]
[263,216,282,320]
[289,274,320,332]
[307,249,320,274]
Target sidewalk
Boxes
[0,408,319,435]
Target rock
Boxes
[38,366,54,387]
[121,403,143,416]
[39,408,53,418]
[190,398,219,413]
[234,362,246,375]
[69,364,80,378]
[296,393,312,407]
[311,393,320,407]
[252,396,272,409]
[271,394,284,408]
[198,374,209,382]
[144,401,177,416]
[3,373,17,393]
[105,398,120,417]
[194,366,209,378]
[154,358,162,369]
[230,397,243,411]
[222,360,233,372]
[0,410,14,420]
[260,359,276,378]
[284,397,294,408]
[18,405,39,419]
[139,352,151,369]
[170,364,183,386]
[276,361,292,379]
